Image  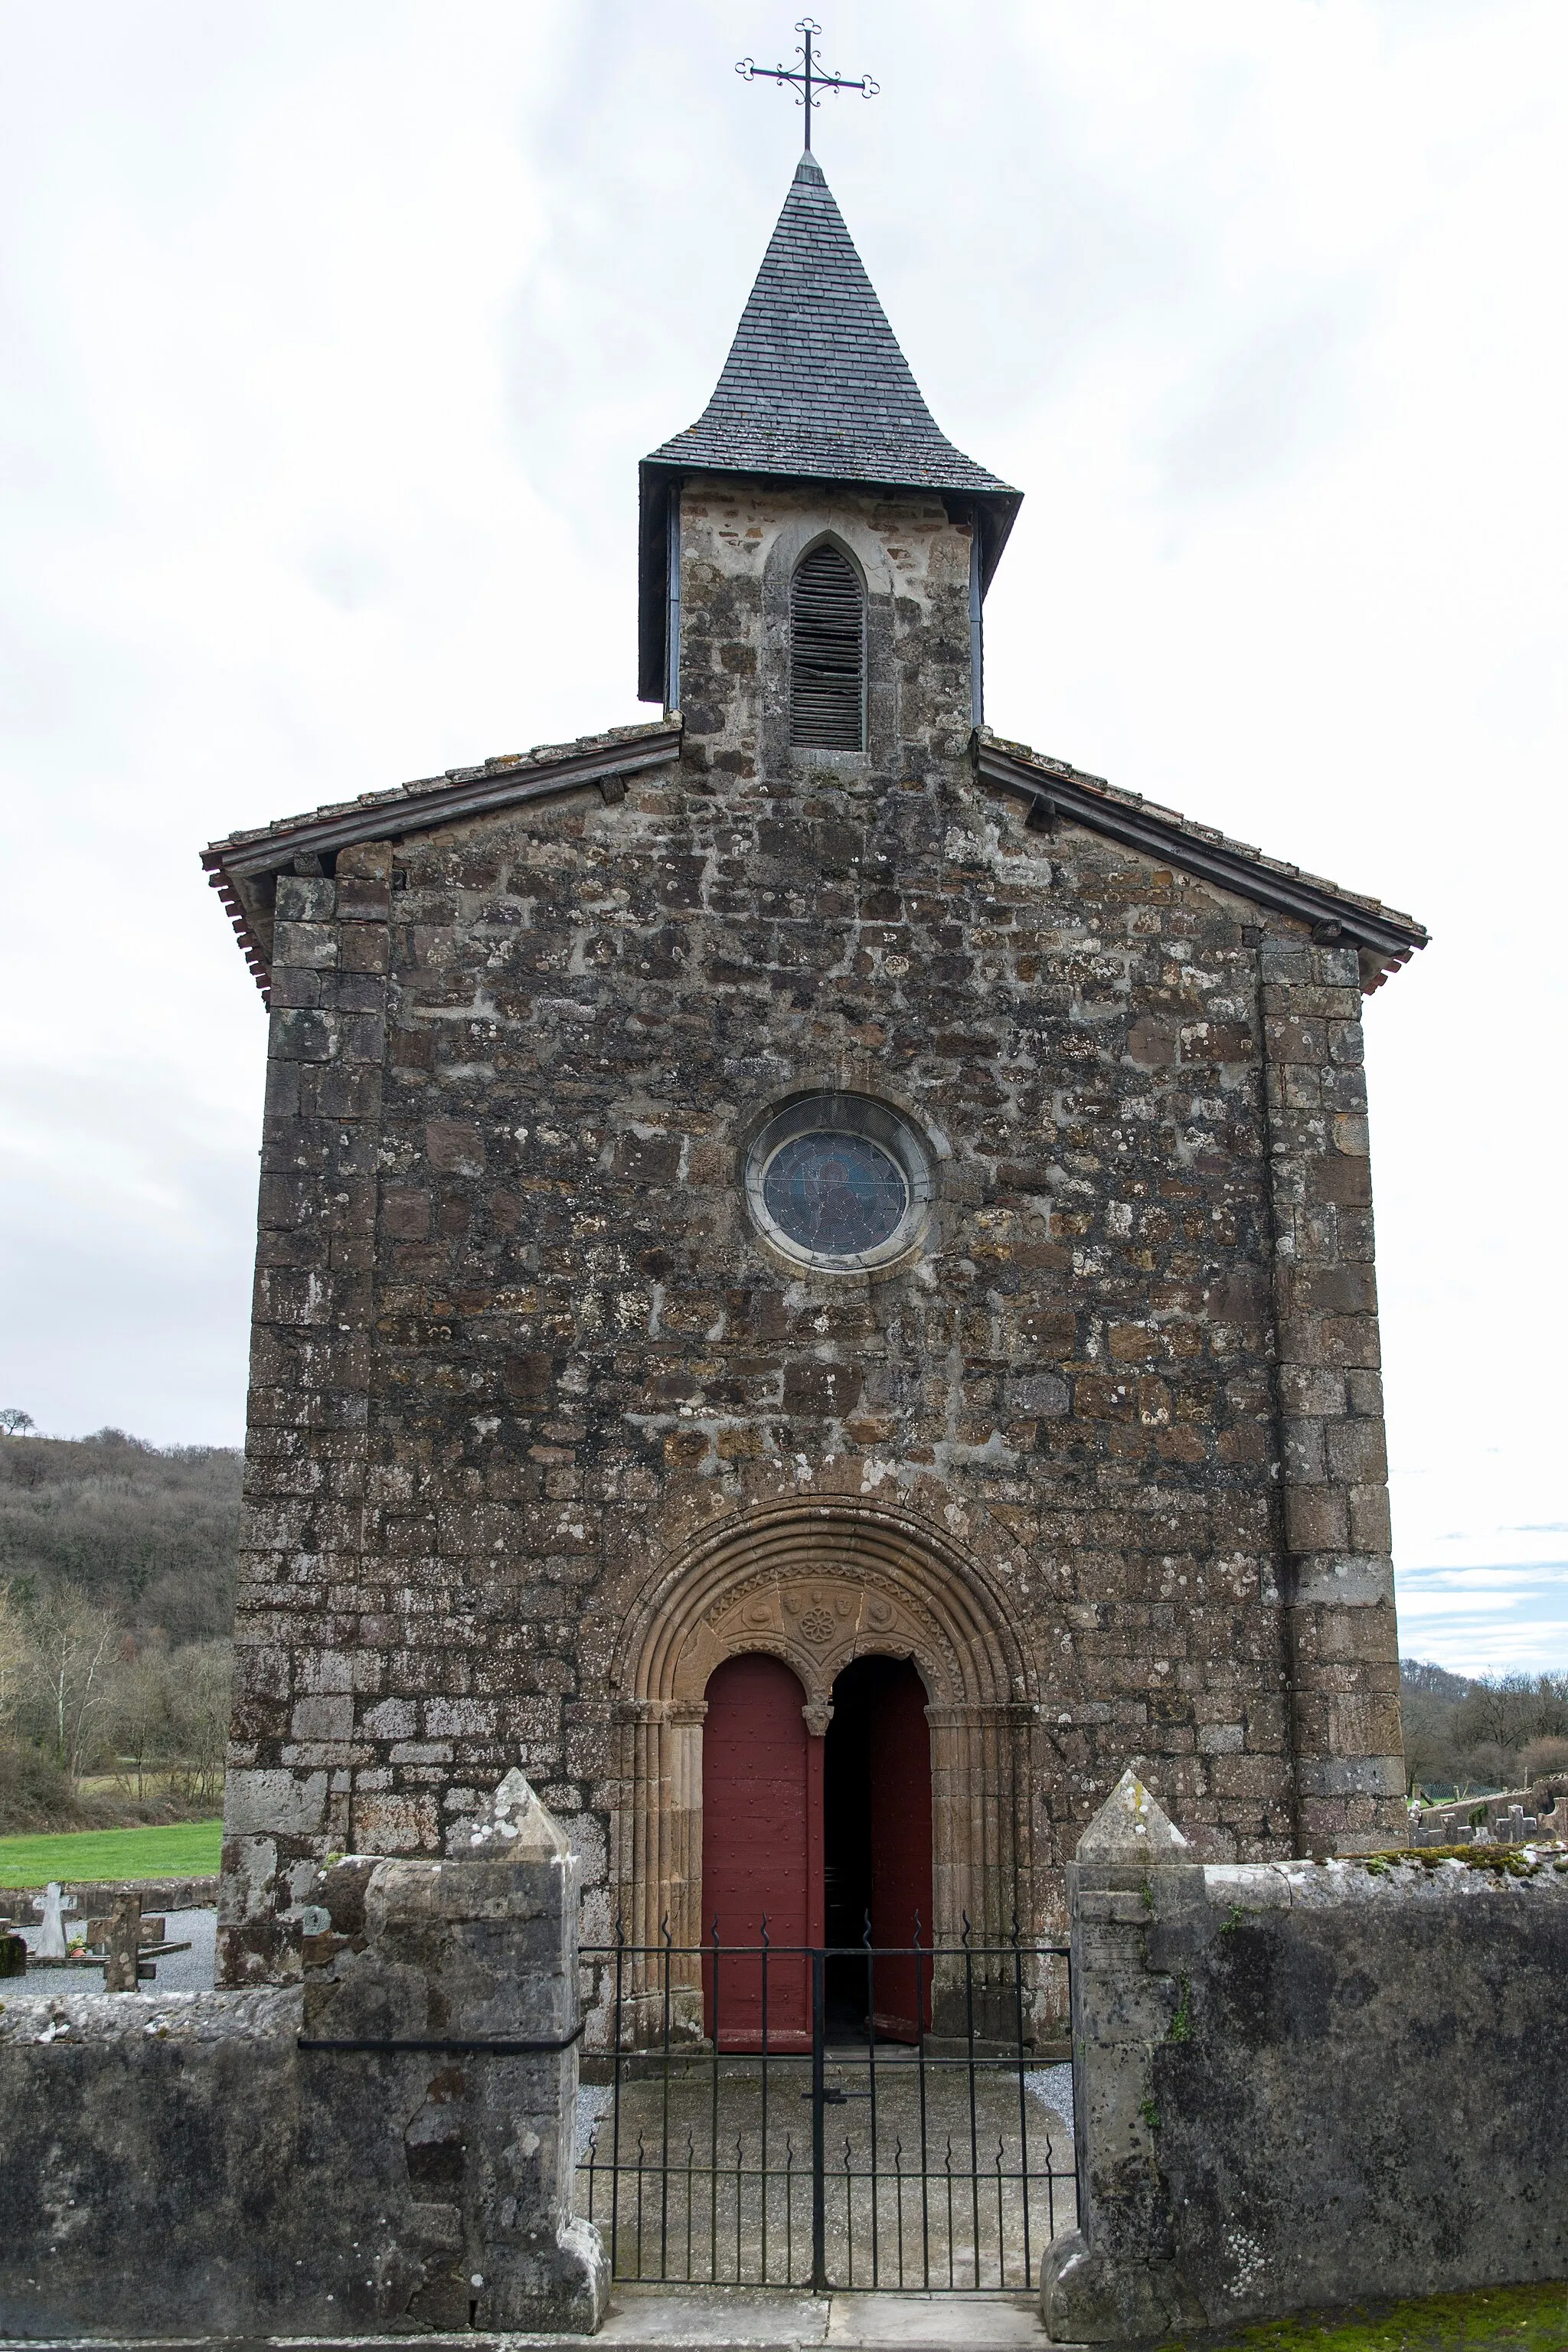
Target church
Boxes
[204,149,1427,2030]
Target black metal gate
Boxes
[576,1927,1075,2293]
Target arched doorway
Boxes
[610,1498,1040,2044]
[824,1654,933,2040]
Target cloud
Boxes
[0,0,1563,1675]
[0,1056,260,1446]
[1156,294,1370,501]
[1395,1562,1568,1675]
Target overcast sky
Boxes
[1,1,1563,1673]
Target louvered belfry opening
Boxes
[789,544,865,750]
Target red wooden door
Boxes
[701,1654,821,2049]
[867,1660,933,2040]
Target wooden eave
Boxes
[201,720,684,1003]
[975,730,1429,991]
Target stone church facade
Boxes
[204,154,1427,2005]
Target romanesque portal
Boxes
[603,1500,1039,2042]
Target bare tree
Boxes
[1521,1735,1568,1788]
[1399,1660,1469,1796]
[1452,1674,1568,1766]
[109,1648,175,1800]
[165,1642,232,1806]
[20,1586,120,1785]
[0,1580,27,1734]
[0,1410,35,1439]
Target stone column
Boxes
[611,1697,705,2038]
[220,840,392,1984]
[1041,1769,1204,2344]
[929,1702,1020,1942]
[1259,938,1405,1854]
[927,1700,1037,2035]
[665,1700,707,1959]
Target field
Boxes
[0,1818,223,1888]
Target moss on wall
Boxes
[1161,2279,1568,2352]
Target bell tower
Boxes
[637,152,1021,782]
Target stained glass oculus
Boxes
[744,1093,934,1270]
[762,1131,909,1259]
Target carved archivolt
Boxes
[604,1498,1039,2027]
[619,1494,1035,1717]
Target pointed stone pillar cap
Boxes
[460,1767,570,1862]
[1075,1767,1190,1863]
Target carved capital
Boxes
[614,1697,672,1725]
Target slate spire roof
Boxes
[646,152,1015,501]
[638,152,1021,698]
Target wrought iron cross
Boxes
[736,18,879,152]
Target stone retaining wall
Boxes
[1044,1771,1568,2341]
[1413,1792,1568,1847]
[0,1876,220,1922]
[0,1775,603,2341]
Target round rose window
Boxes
[744,1094,934,1272]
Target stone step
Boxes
[0,2285,1060,2351]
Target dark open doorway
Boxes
[823,1652,933,2039]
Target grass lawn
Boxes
[0,1818,223,1888]
[1166,2282,1568,2352]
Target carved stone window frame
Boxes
[760,511,898,776]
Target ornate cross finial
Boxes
[736,18,879,153]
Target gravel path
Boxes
[7,1906,216,1993]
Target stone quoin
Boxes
[201,145,1429,2017]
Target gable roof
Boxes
[975,730,1428,987]
[203,716,1426,1007]
[200,720,681,1004]
[638,154,1021,701]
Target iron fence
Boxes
[576,1923,1074,2293]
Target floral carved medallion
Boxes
[673,1568,946,1715]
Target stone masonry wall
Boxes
[220,470,1404,1986]
[2,1782,604,2339]
[223,838,393,1981]
[1044,1774,1568,2341]
[1262,936,1405,1853]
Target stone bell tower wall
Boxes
[673,474,979,780]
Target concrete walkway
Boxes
[516,2285,1048,2345]
[0,2285,1054,2349]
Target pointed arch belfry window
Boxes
[789,544,865,750]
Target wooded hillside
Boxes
[0,1429,240,1831]
[0,1428,240,1638]
[1399,1655,1568,1801]
[2,1426,1563,1831]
